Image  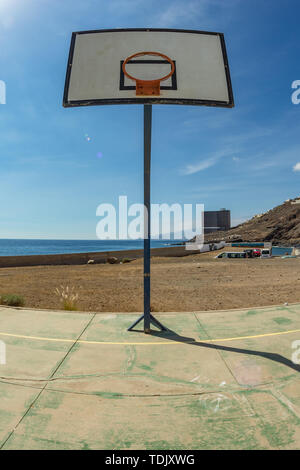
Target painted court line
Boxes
[0,328,300,345]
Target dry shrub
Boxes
[55,285,79,311]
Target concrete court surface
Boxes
[0,304,300,450]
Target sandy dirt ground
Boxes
[0,248,299,312]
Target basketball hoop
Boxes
[63,29,234,334]
[122,51,175,96]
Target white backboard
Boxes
[63,28,234,107]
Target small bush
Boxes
[121,258,135,264]
[55,285,79,311]
[0,294,25,307]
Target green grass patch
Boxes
[272,317,292,325]
[0,294,25,307]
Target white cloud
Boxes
[181,149,236,175]
[0,0,17,30]
[156,1,204,27]
[155,0,241,28]
[223,127,274,145]
[293,162,300,172]
[182,157,217,175]
[253,158,280,170]
[247,145,300,172]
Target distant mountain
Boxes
[204,197,300,246]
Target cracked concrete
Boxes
[0,305,299,449]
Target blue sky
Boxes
[0,0,300,239]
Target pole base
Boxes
[128,313,168,333]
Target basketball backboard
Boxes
[63,28,234,107]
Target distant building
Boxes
[204,208,231,234]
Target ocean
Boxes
[0,239,295,257]
[0,239,186,257]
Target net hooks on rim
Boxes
[122,51,175,96]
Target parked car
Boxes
[215,252,247,259]
[244,249,254,258]
[252,248,261,257]
[261,249,272,258]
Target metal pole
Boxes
[127,105,167,334]
[144,104,152,333]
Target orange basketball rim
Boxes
[122,51,175,96]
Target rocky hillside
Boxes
[205,197,300,245]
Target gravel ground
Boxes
[0,249,299,312]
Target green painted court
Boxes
[0,304,300,450]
